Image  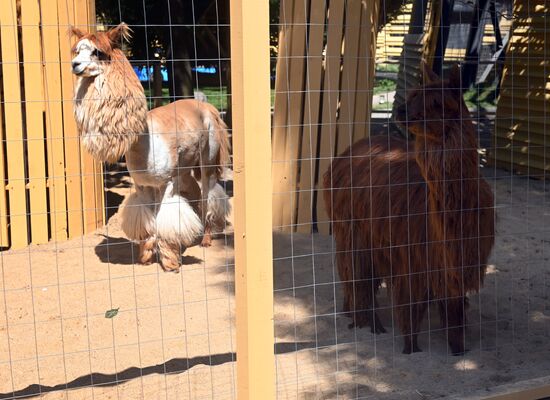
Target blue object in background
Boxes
[134,65,217,82]
[133,66,169,82]
[193,65,217,74]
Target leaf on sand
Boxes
[105,308,119,319]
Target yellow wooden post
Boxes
[21,0,49,244]
[0,0,30,248]
[41,0,69,242]
[58,0,85,238]
[230,0,275,398]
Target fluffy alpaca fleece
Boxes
[71,23,232,271]
[119,186,156,241]
[323,64,495,355]
[204,179,232,232]
[73,39,147,163]
[155,181,203,247]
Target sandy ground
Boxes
[0,166,550,400]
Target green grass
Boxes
[373,78,396,95]
[143,86,228,110]
[375,63,399,73]
[463,84,498,111]
[144,86,276,110]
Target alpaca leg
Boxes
[199,168,211,247]
[201,177,231,247]
[120,185,156,242]
[349,250,386,334]
[154,181,203,271]
[335,249,354,317]
[139,235,157,264]
[157,239,182,273]
[401,299,428,354]
[439,297,467,356]
[394,278,427,354]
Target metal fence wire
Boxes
[0,0,550,399]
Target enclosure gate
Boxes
[0,0,104,249]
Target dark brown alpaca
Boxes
[323,63,495,355]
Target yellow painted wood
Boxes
[271,0,294,230]
[483,383,550,400]
[423,0,442,67]
[364,1,380,140]
[296,0,326,233]
[353,2,373,141]
[41,0,68,241]
[0,0,30,248]
[0,66,9,246]
[75,0,104,232]
[230,0,275,398]
[279,0,308,233]
[376,3,412,62]
[315,0,345,234]
[20,0,49,244]
[337,0,362,156]
[493,0,550,177]
[58,0,84,238]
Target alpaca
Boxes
[71,23,231,272]
[323,63,495,355]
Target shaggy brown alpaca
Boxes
[71,23,231,271]
[323,63,495,355]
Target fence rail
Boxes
[271,0,380,235]
[0,0,104,249]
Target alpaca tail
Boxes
[203,103,231,179]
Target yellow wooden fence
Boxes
[0,0,104,249]
[376,3,412,62]
[491,0,550,175]
[272,0,380,234]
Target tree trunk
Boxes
[152,62,164,108]
[167,29,194,99]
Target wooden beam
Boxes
[230,0,275,398]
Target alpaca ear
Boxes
[68,26,85,39]
[447,64,462,90]
[107,22,132,47]
[421,60,439,84]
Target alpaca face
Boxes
[71,38,106,77]
[70,23,132,78]
[395,64,466,142]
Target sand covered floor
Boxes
[0,170,549,399]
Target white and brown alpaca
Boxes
[70,23,231,272]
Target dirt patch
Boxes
[1,169,549,399]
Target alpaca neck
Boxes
[415,120,481,240]
[74,50,148,163]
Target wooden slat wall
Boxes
[376,3,412,62]
[379,1,513,66]
[272,0,380,234]
[490,0,550,176]
[0,0,104,249]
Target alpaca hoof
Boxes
[139,239,156,264]
[140,251,154,264]
[200,234,212,247]
[450,345,466,356]
[370,313,387,334]
[160,261,181,273]
[370,323,387,335]
[402,344,422,354]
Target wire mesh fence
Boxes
[0,0,550,399]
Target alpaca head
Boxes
[395,63,469,142]
[70,23,132,78]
